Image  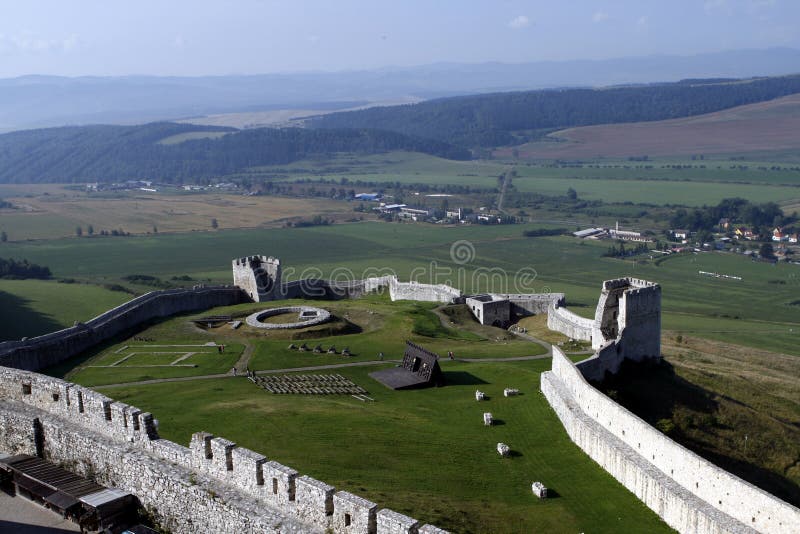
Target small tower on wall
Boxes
[232,256,282,302]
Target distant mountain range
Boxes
[1,48,799,132]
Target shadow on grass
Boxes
[0,290,63,341]
[544,488,561,499]
[491,418,506,426]
[443,371,488,385]
[594,358,800,507]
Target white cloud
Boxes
[173,36,186,48]
[592,11,609,23]
[635,15,649,31]
[508,15,530,29]
[307,35,321,45]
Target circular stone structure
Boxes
[245,306,331,330]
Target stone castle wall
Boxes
[388,278,461,303]
[542,347,799,534]
[546,301,594,342]
[232,256,282,302]
[0,366,447,534]
[0,286,247,372]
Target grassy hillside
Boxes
[512,93,800,160]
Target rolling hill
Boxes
[505,93,800,160]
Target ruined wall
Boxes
[388,278,461,303]
[0,366,448,534]
[502,293,564,316]
[0,286,247,372]
[282,276,393,301]
[232,256,282,302]
[465,297,510,326]
[546,301,594,342]
[591,278,660,356]
[542,347,800,534]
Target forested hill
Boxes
[310,74,800,148]
[0,123,469,184]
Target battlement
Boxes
[0,364,449,533]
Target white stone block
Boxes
[475,390,485,401]
[503,388,519,397]
[497,443,510,457]
[531,481,547,499]
[483,412,493,426]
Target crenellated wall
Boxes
[0,366,448,534]
[0,285,247,372]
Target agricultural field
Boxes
[0,186,360,240]
[509,93,800,161]
[0,279,129,340]
[3,222,799,356]
[248,150,800,207]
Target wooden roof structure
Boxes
[0,454,137,530]
[370,341,446,390]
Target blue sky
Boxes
[0,0,797,77]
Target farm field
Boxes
[3,222,799,355]
[250,151,800,206]
[0,279,129,340]
[509,93,800,161]
[0,188,358,240]
[92,360,670,534]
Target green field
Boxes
[4,222,799,356]
[105,361,670,533]
[63,295,547,387]
[0,279,129,340]
[249,151,800,207]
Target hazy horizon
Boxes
[1,0,798,78]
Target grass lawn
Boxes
[105,361,671,534]
[60,296,546,386]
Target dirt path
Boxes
[92,352,555,390]
[233,342,255,373]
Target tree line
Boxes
[669,198,790,233]
[0,123,470,184]
[0,258,51,279]
[311,74,800,148]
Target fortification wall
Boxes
[500,293,564,316]
[283,276,393,301]
[0,366,447,534]
[232,255,282,302]
[388,278,461,303]
[546,301,593,342]
[543,348,799,534]
[0,286,247,372]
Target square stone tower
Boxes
[232,256,282,302]
[591,277,661,361]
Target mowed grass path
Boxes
[108,361,671,534]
